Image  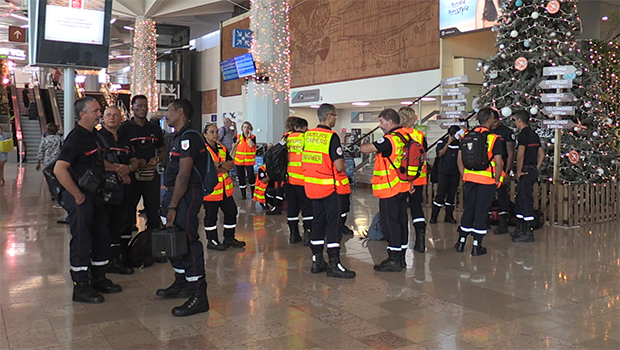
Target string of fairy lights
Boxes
[249,0,291,104]
[131,17,158,114]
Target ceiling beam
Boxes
[145,0,166,18]
[114,0,145,16]
[149,0,231,18]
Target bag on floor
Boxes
[126,229,155,268]
[362,212,385,241]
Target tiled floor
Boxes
[0,162,619,350]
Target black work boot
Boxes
[172,293,209,317]
[207,238,229,251]
[413,226,426,253]
[511,219,524,238]
[265,206,282,215]
[512,221,535,243]
[91,276,122,294]
[310,253,327,273]
[288,224,302,244]
[156,277,191,298]
[72,281,104,304]
[373,251,403,272]
[454,229,467,253]
[302,228,311,246]
[223,237,246,248]
[107,258,134,275]
[444,206,457,223]
[326,255,356,278]
[240,187,247,200]
[494,214,509,235]
[471,245,488,256]
[429,204,441,224]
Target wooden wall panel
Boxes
[221,17,250,97]
[202,89,217,114]
[290,0,440,88]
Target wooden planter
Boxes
[423,181,620,227]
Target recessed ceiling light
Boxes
[310,105,320,109]
[123,26,134,31]
[602,16,609,21]
[352,102,370,106]
[420,97,436,102]
[400,101,413,105]
[110,18,117,24]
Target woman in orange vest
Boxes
[233,121,257,200]
[398,107,428,255]
[202,123,245,251]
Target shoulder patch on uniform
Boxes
[377,137,385,144]
[511,134,516,141]
[181,139,190,150]
[336,147,343,156]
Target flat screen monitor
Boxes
[220,53,256,82]
[29,0,113,69]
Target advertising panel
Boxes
[439,0,506,37]
[44,0,106,45]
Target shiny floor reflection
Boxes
[0,162,619,350]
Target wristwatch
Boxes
[217,161,223,167]
[128,164,134,172]
[167,205,177,210]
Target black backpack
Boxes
[264,136,289,182]
[126,229,155,268]
[181,130,218,196]
[461,129,490,171]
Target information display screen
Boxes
[220,57,238,82]
[220,53,256,82]
[44,0,106,45]
[439,0,504,37]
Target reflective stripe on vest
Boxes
[372,133,408,198]
[302,128,337,199]
[463,129,505,185]
[204,144,235,201]
[287,131,305,185]
[234,134,256,166]
[253,165,268,203]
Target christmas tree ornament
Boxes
[546,0,560,14]
[592,131,599,137]
[550,32,556,38]
[584,102,591,108]
[477,62,483,67]
[531,12,540,20]
[501,107,513,117]
[530,106,539,115]
[499,44,505,50]
[568,150,580,165]
[551,138,555,144]
[515,57,528,71]
[515,0,523,6]
[472,97,482,111]
[483,82,488,87]
[566,31,572,37]
[490,71,498,79]
[510,30,519,38]
[576,69,583,76]
[524,40,531,48]
[597,168,605,175]
[483,65,489,72]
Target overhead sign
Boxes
[351,111,380,123]
[440,98,467,108]
[440,110,469,118]
[441,75,468,86]
[442,87,471,96]
[540,93,577,103]
[440,0,500,37]
[543,65,577,76]
[232,29,252,49]
[440,121,467,129]
[540,119,576,129]
[538,79,573,89]
[8,26,25,43]
[0,47,26,61]
[291,89,320,103]
[542,106,576,116]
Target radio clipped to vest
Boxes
[461,129,490,171]
[387,133,426,182]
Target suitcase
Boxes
[152,227,188,259]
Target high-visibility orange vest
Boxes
[334,164,351,195]
[401,127,427,186]
[234,134,256,166]
[302,127,339,199]
[286,131,305,186]
[204,144,235,201]
[253,164,268,203]
[372,132,409,198]
[462,127,505,185]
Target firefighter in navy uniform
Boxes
[455,108,504,256]
[98,106,138,275]
[302,103,355,279]
[156,99,210,317]
[490,110,516,234]
[284,116,313,244]
[118,95,165,241]
[512,110,545,242]
[361,108,410,272]
[54,97,121,304]
[430,125,461,224]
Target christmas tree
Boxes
[476,0,619,183]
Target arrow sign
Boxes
[540,119,575,129]
[540,93,577,103]
[542,105,576,116]
[440,75,468,86]
[538,79,573,89]
[8,26,25,43]
[440,98,467,108]
[163,84,176,94]
[440,110,469,118]
[442,87,471,96]
[543,65,576,76]
[440,121,468,129]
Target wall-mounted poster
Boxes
[439,0,506,37]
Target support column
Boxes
[63,68,75,135]
[131,16,158,114]
[246,0,290,143]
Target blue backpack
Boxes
[364,212,384,241]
